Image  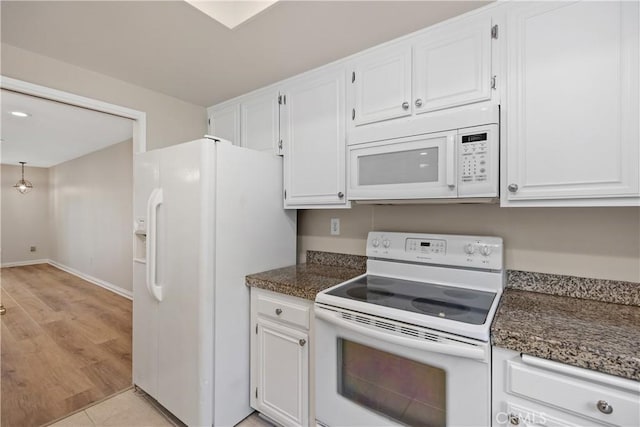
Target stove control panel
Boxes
[367,231,503,270]
[406,238,446,255]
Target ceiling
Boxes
[0,1,490,107]
[1,90,133,168]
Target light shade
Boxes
[184,1,278,29]
[13,162,34,194]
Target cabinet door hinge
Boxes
[351,71,355,83]
[284,190,287,199]
[278,94,283,105]
[491,24,498,39]
[255,387,258,398]
[491,75,497,90]
[278,139,283,151]
[208,118,211,125]
[352,108,355,121]
[255,323,258,334]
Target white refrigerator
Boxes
[132,138,296,427]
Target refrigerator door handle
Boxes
[146,188,164,302]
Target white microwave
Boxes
[347,106,499,202]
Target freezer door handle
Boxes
[146,188,164,302]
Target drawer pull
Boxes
[508,414,520,425]
[596,400,613,415]
[299,339,306,347]
[275,308,282,315]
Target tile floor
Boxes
[48,388,274,427]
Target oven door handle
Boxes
[315,307,487,361]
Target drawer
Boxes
[507,358,640,426]
[256,294,310,330]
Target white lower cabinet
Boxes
[492,347,640,427]
[250,288,314,426]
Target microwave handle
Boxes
[446,134,455,188]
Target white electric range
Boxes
[314,231,504,427]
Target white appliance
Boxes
[347,105,499,202]
[315,231,504,426]
[132,138,296,427]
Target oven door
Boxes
[348,131,457,200]
[314,304,491,427]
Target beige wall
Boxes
[298,204,640,282]
[1,164,51,264]
[1,44,207,150]
[49,140,133,292]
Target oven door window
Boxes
[338,339,446,427]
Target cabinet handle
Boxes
[401,101,410,110]
[275,308,282,315]
[508,414,520,425]
[507,184,519,193]
[415,99,423,108]
[299,339,306,347]
[338,192,344,199]
[596,400,613,415]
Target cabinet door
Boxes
[281,68,347,207]
[505,1,639,203]
[241,90,281,154]
[350,44,412,126]
[256,318,308,427]
[413,15,493,114]
[208,104,240,145]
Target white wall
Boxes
[1,44,207,150]
[49,140,133,292]
[1,164,51,265]
[298,204,640,283]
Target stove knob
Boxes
[383,239,391,248]
[372,239,380,248]
[480,245,492,256]
[464,243,476,255]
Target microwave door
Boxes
[348,131,458,200]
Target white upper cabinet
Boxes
[413,15,493,114]
[241,90,282,154]
[281,66,348,208]
[349,12,497,129]
[208,104,240,145]
[503,1,639,206]
[351,44,413,126]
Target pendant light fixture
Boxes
[13,161,34,194]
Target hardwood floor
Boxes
[1,264,132,427]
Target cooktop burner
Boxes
[411,298,470,318]
[325,275,496,325]
[346,286,395,301]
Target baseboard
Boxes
[47,260,133,300]
[1,259,50,268]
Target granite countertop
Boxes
[492,271,640,381]
[245,251,366,301]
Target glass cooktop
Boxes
[326,275,496,325]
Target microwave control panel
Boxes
[458,124,499,198]
[461,134,489,183]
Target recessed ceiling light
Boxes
[185,0,279,29]
[10,111,30,118]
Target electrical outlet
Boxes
[30,246,36,252]
[330,218,340,236]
